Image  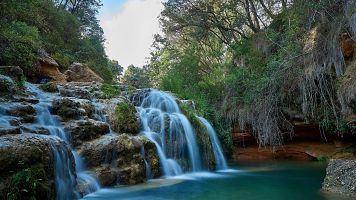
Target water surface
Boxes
[82,161,348,200]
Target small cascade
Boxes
[0,105,11,128]
[49,142,79,199]
[197,117,228,170]
[140,146,153,179]
[26,83,100,199]
[136,90,203,177]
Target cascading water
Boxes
[197,117,228,170]
[26,83,100,199]
[137,90,206,177]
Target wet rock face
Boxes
[322,159,356,196]
[64,119,109,147]
[80,133,160,186]
[52,98,93,120]
[5,103,36,123]
[0,127,21,136]
[140,137,160,178]
[129,88,152,106]
[0,134,69,200]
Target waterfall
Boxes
[26,83,100,199]
[137,90,203,177]
[197,117,228,170]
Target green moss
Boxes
[7,165,51,200]
[39,82,58,93]
[112,101,140,134]
[101,84,121,99]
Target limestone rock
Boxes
[322,159,356,197]
[5,103,36,123]
[65,63,104,83]
[52,98,93,120]
[38,49,67,83]
[0,127,21,136]
[80,134,159,186]
[79,134,118,168]
[57,83,102,99]
[0,134,73,200]
[64,119,109,147]
[94,165,118,186]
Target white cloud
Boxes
[100,0,163,68]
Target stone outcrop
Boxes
[64,119,109,147]
[79,133,160,186]
[65,63,104,83]
[0,134,74,200]
[38,49,67,83]
[322,159,356,197]
[52,98,93,120]
[58,82,101,99]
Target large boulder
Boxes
[80,134,160,186]
[65,63,104,83]
[64,119,109,147]
[52,98,93,121]
[322,159,356,197]
[38,49,67,83]
[0,66,23,82]
[0,134,75,200]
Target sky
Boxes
[99,0,164,68]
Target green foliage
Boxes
[7,166,49,200]
[0,0,114,82]
[101,84,121,99]
[0,22,41,74]
[122,65,151,88]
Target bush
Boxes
[0,22,41,74]
[7,166,49,200]
[101,84,121,99]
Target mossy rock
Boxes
[0,74,16,97]
[39,82,58,93]
[111,101,140,134]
